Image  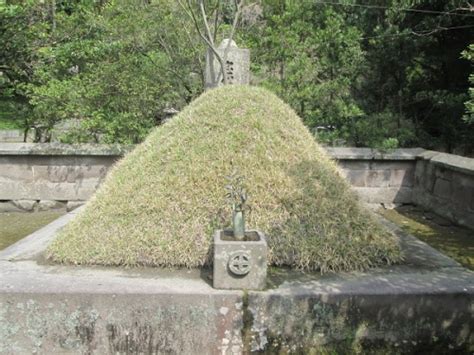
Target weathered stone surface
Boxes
[0,129,23,143]
[0,201,22,213]
[433,177,451,199]
[332,147,474,230]
[247,280,472,353]
[390,168,415,187]
[0,211,472,353]
[66,201,84,212]
[205,39,250,89]
[413,151,474,229]
[0,142,133,156]
[0,154,118,201]
[337,160,371,170]
[366,169,391,187]
[353,187,413,204]
[1,143,473,230]
[452,175,474,210]
[338,160,415,171]
[422,150,474,176]
[325,147,423,160]
[0,280,243,354]
[344,169,367,187]
[12,199,37,212]
[38,200,66,211]
[213,230,267,290]
[245,217,472,353]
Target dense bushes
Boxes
[0,0,473,153]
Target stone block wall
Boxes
[327,147,474,230]
[0,143,473,229]
[0,130,24,143]
[326,147,422,206]
[413,151,474,229]
[0,143,130,212]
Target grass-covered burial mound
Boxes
[48,86,401,272]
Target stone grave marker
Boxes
[205,39,250,90]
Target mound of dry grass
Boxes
[47,85,402,272]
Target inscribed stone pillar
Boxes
[205,39,250,90]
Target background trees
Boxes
[0,0,473,154]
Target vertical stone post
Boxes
[205,39,250,90]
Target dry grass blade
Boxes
[47,85,402,272]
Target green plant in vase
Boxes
[225,170,248,241]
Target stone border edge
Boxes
[0,143,134,156]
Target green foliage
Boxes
[353,0,474,152]
[0,100,23,129]
[461,44,474,124]
[225,170,248,213]
[0,1,50,135]
[25,1,203,143]
[241,0,474,153]
[1,0,204,143]
[246,2,364,143]
[48,86,401,272]
[0,0,473,153]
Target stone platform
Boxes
[0,209,473,354]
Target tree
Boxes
[0,1,51,139]
[353,0,474,152]
[178,0,244,87]
[461,43,474,124]
[24,0,204,143]
[1,0,473,154]
[244,1,364,143]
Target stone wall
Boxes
[0,143,473,229]
[413,150,474,229]
[326,147,423,207]
[0,130,24,143]
[327,147,474,230]
[0,143,130,212]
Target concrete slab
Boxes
[0,210,473,353]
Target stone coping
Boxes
[0,142,133,156]
[418,149,474,176]
[327,147,474,176]
[1,143,473,177]
[325,147,424,160]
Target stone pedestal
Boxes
[213,229,267,290]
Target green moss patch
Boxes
[48,86,401,272]
[1,211,65,250]
[380,207,473,270]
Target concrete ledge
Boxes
[1,211,473,353]
[248,276,472,353]
[0,143,133,156]
[418,150,474,176]
[325,147,424,160]
[246,217,472,353]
